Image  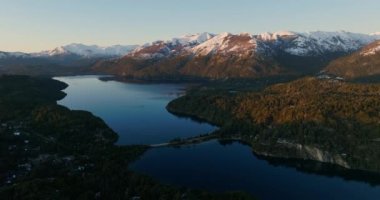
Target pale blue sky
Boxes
[1,0,379,52]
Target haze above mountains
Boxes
[1,30,380,80]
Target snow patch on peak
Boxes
[35,44,138,58]
[370,32,380,36]
[0,51,30,58]
[46,46,68,56]
[171,32,215,46]
[300,31,373,42]
[191,32,256,56]
[219,32,232,38]
[191,32,233,55]
[258,31,297,41]
[64,43,137,57]
[274,31,297,36]
[361,41,380,56]
[283,31,380,56]
[239,32,251,36]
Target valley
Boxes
[2,30,380,199]
[4,1,380,199]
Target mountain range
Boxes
[92,31,380,80]
[1,31,380,79]
[0,43,138,59]
[0,44,137,76]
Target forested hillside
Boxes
[168,77,380,172]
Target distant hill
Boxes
[0,44,138,76]
[325,40,380,80]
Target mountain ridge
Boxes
[0,43,139,76]
[1,30,380,78]
[93,31,380,80]
[1,43,139,59]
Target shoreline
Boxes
[165,94,380,175]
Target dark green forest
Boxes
[168,77,380,173]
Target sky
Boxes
[1,0,379,52]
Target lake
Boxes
[55,75,380,200]
[55,75,216,145]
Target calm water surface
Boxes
[131,140,380,200]
[56,75,380,200]
[55,76,215,145]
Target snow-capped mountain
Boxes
[93,30,380,80]
[124,31,380,60]
[191,33,257,56]
[0,51,31,59]
[2,30,380,78]
[170,32,215,46]
[0,44,138,60]
[129,32,215,59]
[0,43,139,76]
[34,43,138,58]
[257,31,296,41]
[280,31,380,56]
